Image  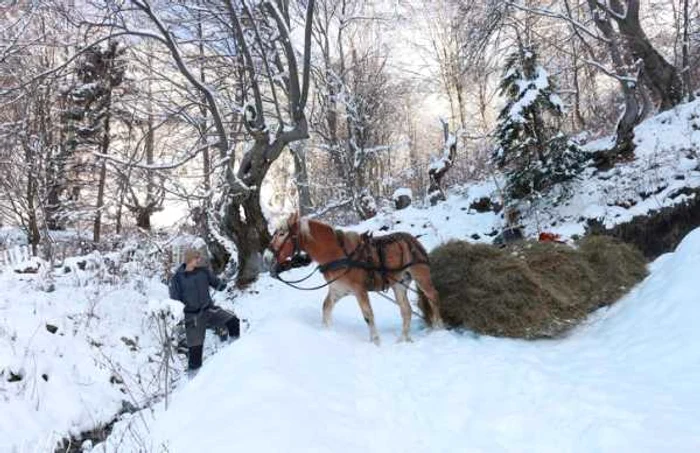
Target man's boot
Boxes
[226,316,240,343]
[187,345,203,380]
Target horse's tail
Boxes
[416,285,436,328]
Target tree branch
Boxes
[131,0,229,157]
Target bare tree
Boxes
[682,0,695,100]
[427,120,457,205]
[597,0,683,109]
[309,0,403,219]
[104,0,317,285]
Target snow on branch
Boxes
[132,0,229,157]
[506,1,608,44]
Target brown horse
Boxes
[269,213,443,344]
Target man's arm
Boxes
[206,268,227,291]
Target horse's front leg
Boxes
[356,291,380,345]
[322,289,337,328]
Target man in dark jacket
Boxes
[169,248,240,373]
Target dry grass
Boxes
[428,236,648,339]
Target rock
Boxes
[493,227,524,246]
[469,196,494,213]
[394,195,411,210]
[14,266,39,274]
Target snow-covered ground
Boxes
[2,100,700,453]
[98,227,700,453]
[531,98,700,238]
[0,249,234,452]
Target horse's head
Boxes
[269,212,300,265]
[268,212,312,275]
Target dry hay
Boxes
[428,236,648,339]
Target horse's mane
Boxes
[339,229,361,245]
[299,216,312,239]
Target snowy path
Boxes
[103,230,700,453]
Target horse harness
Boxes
[270,227,429,318]
[318,230,429,292]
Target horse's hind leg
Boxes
[410,265,444,329]
[355,291,380,345]
[392,283,413,342]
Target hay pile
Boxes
[428,236,648,339]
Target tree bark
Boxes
[682,0,694,101]
[93,90,111,243]
[291,143,313,215]
[138,93,155,231]
[587,0,642,163]
[25,147,41,256]
[609,0,683,109]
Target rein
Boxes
[318,258,423,274]
[273,266,352,291]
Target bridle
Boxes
[269,222,311,274]
[268,221,348,290]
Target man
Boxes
[169,248,240,375]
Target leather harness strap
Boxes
[318,231,428,280]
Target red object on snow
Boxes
[538,232,563,243]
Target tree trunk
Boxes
[682,0,695,101]
[45,150,69,231]
[197,13,212,192]
[115,177,126,235]
[211,126,307,286]
[93,91,111,243]
[290,143,313,215]
[571,39,586,130]
[138,101,155,231]
[218,183,271,286]
[611,0,683,109]
[587,0,642,162]
[22,138,41,255]
[136,210,152,230]
[115,120,135,236]
[47,94,72,231]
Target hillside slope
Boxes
[101,228,700,453]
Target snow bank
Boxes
[537,98,700,237]
[100,228,700,452]
[0,265,189,451]
[392,187,413,200]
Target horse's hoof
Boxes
[398,335,413,343]
[371,336,381,346]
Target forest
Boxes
[2,0,697,286]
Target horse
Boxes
[268,212,444,344]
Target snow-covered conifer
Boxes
[493,46,585,201]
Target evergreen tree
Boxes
[493,46,585,201]
[61,41,126,239]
